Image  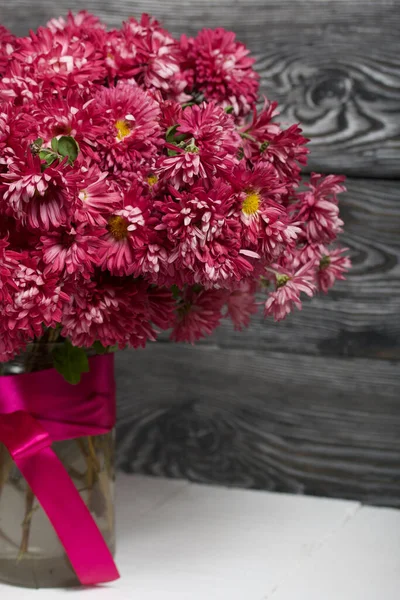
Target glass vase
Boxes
[0,344,116,588]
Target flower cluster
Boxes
[0,12,350,371]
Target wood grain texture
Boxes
[2,1,399,505]
[116,345,400,507]
[3,0,400,178]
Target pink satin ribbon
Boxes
[0,354,120,586]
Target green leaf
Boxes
[259,276,271,289]
[38,149,51,159]
[170,284,181,299]
[57,136,80,164]
[175,133,188,144]
[92,341,118,355]
[319,255,331,270]
[92,341,108,355]
[39,149,58,167]
[224,105,234,114]
[166,124,179,143]
[191,283,203,293]
[52,339,89,385]
[166,124,188,146]
[51,137,59,152]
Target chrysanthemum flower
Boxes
[40,223,104,277]
[157,102,240,187]
[117,231,172,282]
[317,246,351,293]
[264,262,316,321]
[99,186,149,276]
[261,125,310,183]
[75,162,123,226]
[171,287,226,343]
[239,100,309,183]
[91,82,162,172]
[0,25,15,75]
[30,89,105,159]
[240,99,281,159]
[1,147,77,230]
[47,10,106,35]
[166,71,192,104]
[157,145,207,188]
[0,12,349,358]
[158,99,183,130]
[0,327,27,362]
[1,147,78,230]
[295,173,346,243]
[61,275,174,349]
[181,28,259,116]
[178,101,240,155]
[287,243,325,270]
[146,286,177,330]
[156,180,253,286]
[0,216,38,254]
[0,247,47,361]
[0,105,12,158]
[0,104,37,161]
[2,256,69,340]
[13,26,107,88]
[107,15,182,92]
[232,163,300,257]
[225,279,258,330]
[0,60,43,105]
[0,238,19,303]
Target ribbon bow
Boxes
[0,354,120,586]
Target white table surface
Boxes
[1,473,399,599]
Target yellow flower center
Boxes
[115,119,132,141]
[147,174,158,187]
[79,189,88,202]
[319,255,331,270]
[276,274,290,288]
[242,190,260,215]
[108,215,129,241]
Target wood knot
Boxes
[308,70,353,108]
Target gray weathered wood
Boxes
[116,345,400,507]
[2,1,399,506]
[3,0,400,178]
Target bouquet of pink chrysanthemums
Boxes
[0,11,350,381]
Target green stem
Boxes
[76,438,99,510]
[0,445,14,498]
[15,344,44,561]
[240,131,257,142]
[99,434,114,533]
[17,487,35,562]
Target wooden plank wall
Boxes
[4,0,400,506]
